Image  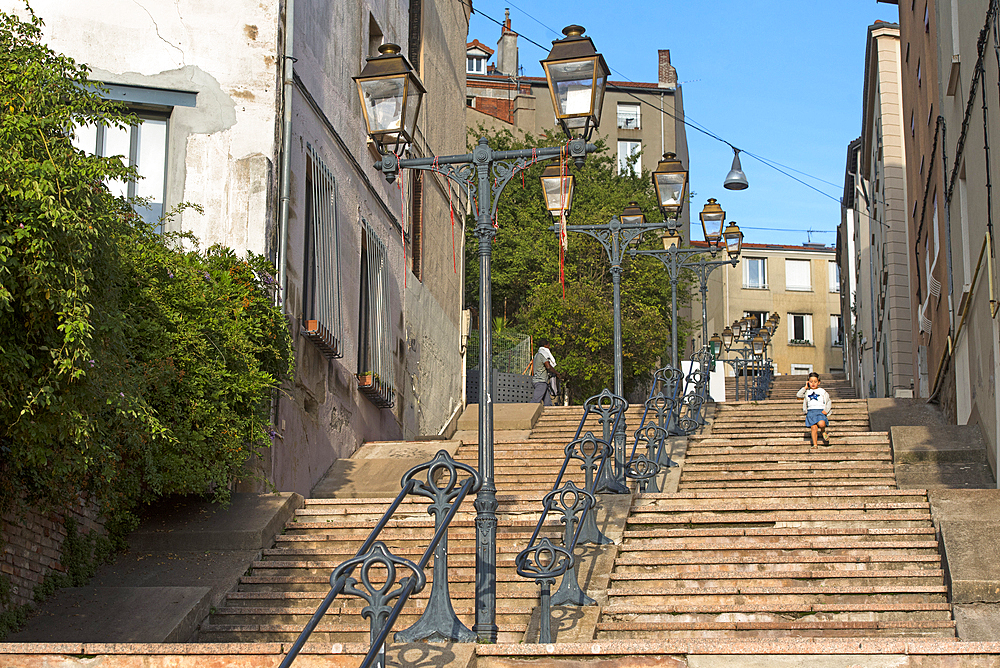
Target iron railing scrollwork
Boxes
[278,450,481,668]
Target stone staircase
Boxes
[597,397,955,639]
[726,372,858,401]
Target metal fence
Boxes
[467,330,533,375]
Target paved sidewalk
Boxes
[7,492,301,643]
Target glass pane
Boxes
[103,123,132,199]
[134,119,166,200]
[360,77,404,132]
[656,173,685,208]
[543,176,573,212]
[702,212,724,238]
[592,73,606,123]
[403,84,421,139]
[548,59,596,116]
[134,118,167,226]
[73,123,98,153]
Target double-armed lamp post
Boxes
[355,26,608,642]
[631,196,744,370]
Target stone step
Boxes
[197,623,527,644]
[605,584,948,602]
[604,571,945,588]
[630,498,928,511]
[676,479,898,490]
[611,554,941,569]
[207,605,530,626]
[593,620,955,639]
[638,489,930,500]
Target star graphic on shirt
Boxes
[808,392,820,401]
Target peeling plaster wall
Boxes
[16,0,282,257]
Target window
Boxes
[828,261,840,292]
[743,257,767,289]
[785,259,812,291]
[466,96,475,107]
[790,364,813,375]
[467,56,486,73]
[617,102,640,129]
[73,114,169,230]
[831,314,844,347]
[358,218,395,408]
[617,140,641,174]
[368,14,383,57]
[788,313,813,345]
[302,145,344,359]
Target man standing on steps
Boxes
[532,339,559,406]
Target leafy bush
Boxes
[0,6,293,539]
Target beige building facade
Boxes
[706,243,845,382]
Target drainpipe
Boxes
[277,0,295,304]
[270,0,294,486]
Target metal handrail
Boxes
[278,450,481,668]
[514,389,627,642]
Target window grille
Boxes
[302,144,344,359]
[358,218,395,408]
[617,103,640,129]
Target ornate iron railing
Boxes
[515,389,629,642]
[278,450,481,668]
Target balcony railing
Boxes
[616,114,640,130]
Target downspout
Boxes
[270,0,294,485]
[278,0,295,304]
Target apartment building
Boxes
[840,21,914,399]
[705,243,845,382]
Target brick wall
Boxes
[472,97,513,123]
[1,495,104,610]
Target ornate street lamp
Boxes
[661,228,682,250]
[699,198,725,247]
[721,326,734,350]
[540,163,575,217]
[541,25,610,141]
[652,152,688,216]
[354,44,426,154]
[620,201,646,226]
[357,28,606,644]
[732,318,744,341]
[722,221,744,258]
[751,334,766,356]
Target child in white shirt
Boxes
[796,372,833,447]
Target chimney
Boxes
[658,49,677,90]
[495,8,519,76]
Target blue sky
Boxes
[467,1,900,247]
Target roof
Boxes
[466,40,494,57]
[690,240,836,254]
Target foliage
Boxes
[0,6,293,539]
[464,125,695,401]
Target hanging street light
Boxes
[357,27,606,643]
[721,326,734,350]
[620,201,646,226]
[652,152,688,216]
[541,25,610,141]
[724,147,749,190]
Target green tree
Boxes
[464,125,695,401]
[0,6,292,537]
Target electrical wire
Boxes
[469,2,844,203]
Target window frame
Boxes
[617,139,642,174]
[788,312,813,345]
[785,259,813,291]
[358,217,395,408]
[616,102,641,130]
[743,257,768,289]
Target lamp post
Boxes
[630,199,743,371]
[547,202,667,492]
[355,26,607,643]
